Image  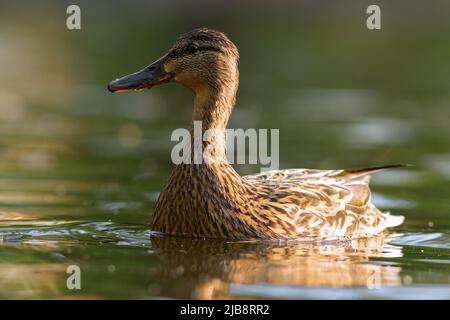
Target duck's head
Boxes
[108,28,239,94]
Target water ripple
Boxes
[391,232,450,250]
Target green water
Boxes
[0,1,449,299]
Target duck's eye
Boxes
[187,43,199,54]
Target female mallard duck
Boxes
[108,28,404,240]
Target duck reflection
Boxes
[149,235,403,299]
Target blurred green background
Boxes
[0,0,449,299]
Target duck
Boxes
[108,28,405,241]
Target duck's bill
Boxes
[108,57,172,93]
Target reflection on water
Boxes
[0,263,66,299]
[0,222,406,299]
[1,213,450,299]
[149,236,402,299]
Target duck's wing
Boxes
[243,166,405,239]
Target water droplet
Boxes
[403,275,413,285]
[107,264,116,273]
[117,123,142,148]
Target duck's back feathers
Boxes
[244,166,405,239]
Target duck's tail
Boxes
[342,164,412,180]
[383,212,405,228]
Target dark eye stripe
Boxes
[197,45,222,53]
[166,45,222,59]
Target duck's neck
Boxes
[190,78,238,164]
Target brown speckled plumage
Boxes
[110,28,404,240]
[153,163,403,240]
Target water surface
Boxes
[0,1,449,299]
